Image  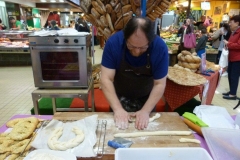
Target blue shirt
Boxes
[101,31,169,79]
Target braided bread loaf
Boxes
[178,54,201,63]
[178,61,200,69]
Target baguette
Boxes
[100,15,109,27]
[147,0,155,8]
[91,8,100,19]
[114,3,121,13]
[121,0,129,5]
[133,0,141,7]
[106,13,114,32]
[103,28,111,39]
[92,1,105,15]
[105,4,113,14]
[114,11,133,30]
[163,0,171,5]
[96,0,106,13]
[130,0,137,13]
[161,1,169,9]
[147,13,156,21]
[110,0,119,7]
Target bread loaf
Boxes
[114,3,121,13]
[130,0,137,13]
[103,28,112,39]
[105,4,113,14]
[121,0,129,5]
[117,4,132,18]
[178,61,200,69]
[106,13,114,32]
[161,2,169,9]
[147,0,155,8]
[163,0,171,5]
[114,11,133,30]
[110,0,119,7]
[181,50,192,55]
[100,15,109,27]
[91,8,100,19]
[178,54,201,63]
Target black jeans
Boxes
[228,61,240,95]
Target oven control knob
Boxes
[64,39,69,43]
[74,39,79,43]
[54,39,59,43]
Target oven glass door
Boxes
[40,51,79,80]
[31,46,88,88]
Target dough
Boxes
[179,138,201,144]
[114,131,192,138]
[129,113,161,122]
[48,127,85,151]
[149,113,161,122]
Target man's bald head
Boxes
[123,17,155,44]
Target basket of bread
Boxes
[175,50,201,73]
[80,0,175,40]
[168,66,207,86]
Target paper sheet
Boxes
[31,114,98,157]
[193,105,238,129]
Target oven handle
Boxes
[31,46,84,50]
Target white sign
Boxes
[229,9,240,16]
[201,2,211,10]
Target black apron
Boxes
[113,46,154,112]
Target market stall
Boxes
[0,30,32,66]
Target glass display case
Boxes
[0,30,33,66]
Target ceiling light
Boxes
[59,0,64,2]
[50,0,56,2]
[57,11,60,15]
[70,11,73,15]
[40,0,47,2]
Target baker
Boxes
[101,17,168,130]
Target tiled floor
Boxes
[0,45,240,127]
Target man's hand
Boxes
[132,110,150,130]
[114,108,129,130]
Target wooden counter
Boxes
[53,112,199,160]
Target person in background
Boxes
[68,20,75,28]
[9,17,22,30]
[154,18,161,36]
[217,23,231,64]
[222,15,240,100]
[76,17,90,32]
[211,23,223,50]
[100,17,168,130]
[177,18,193,53]
[0,18,6,30]
[49,20,60,30]
[195,28,208,58]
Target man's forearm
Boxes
[101,80,123,112]
[141,80,166,113]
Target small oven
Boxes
[29,33,92,88]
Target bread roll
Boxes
[106,13,114,32]
[106,4,113,14]
[133,0,141,7]
[154,6,165,14]
[96,19,105,29]
[114,11,133,30]
[117,4,132,18]
[147,14,156,21]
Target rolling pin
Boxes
[183,118,203,137]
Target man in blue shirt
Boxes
[101,17,168,130]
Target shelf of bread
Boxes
[80,0,176,40]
